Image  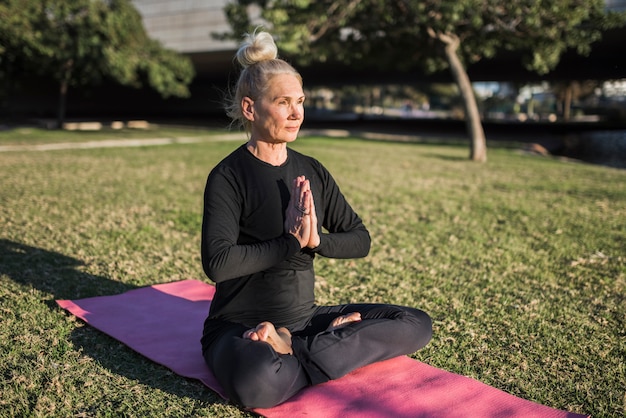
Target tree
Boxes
[0,0,195,127]
[218,0,626,162]
[552,80,599,121]
[0,0,49,113]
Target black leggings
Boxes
[203,303,432,409]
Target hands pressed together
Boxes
[285,175,320,249]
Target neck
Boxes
[246,139,288,166]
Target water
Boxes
[562,129,626,169]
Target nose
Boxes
[290,103,303,119]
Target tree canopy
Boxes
[0,0,195,126]
[219,0,626,162]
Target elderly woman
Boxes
[200,30,432,409]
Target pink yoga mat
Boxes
[57,279,588,418]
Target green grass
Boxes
[1,131,624,417]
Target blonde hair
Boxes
[226,30,302,131]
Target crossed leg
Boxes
[242,312,363,355]
[205,306,431,408]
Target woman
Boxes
[201,30,432,409]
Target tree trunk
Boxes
[56,59,73,129]
[435,31,487,162]
[57,79,68,130]
[563,82,573,121]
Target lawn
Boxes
[0,124,228,146]
[0,129,624,417]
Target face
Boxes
[244,73,305,144]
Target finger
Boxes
[290,176,306,211]
[294,190,309,217]
[243,329,258,340]
[306,193,320,248]
[298,179,310,207]
[307,189,316,214]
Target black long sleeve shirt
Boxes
[201,144,370,338]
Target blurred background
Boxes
[1,0,625,165]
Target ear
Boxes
[242,97,255,121]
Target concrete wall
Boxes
[605,0,626,11]
[132,0,236,53]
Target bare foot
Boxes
[327,312,362,331]
[243,321,293,355]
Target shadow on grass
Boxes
[0,239,134,301]
[0,239,229,409]
[351,135,471,148]
[421,153,469,162]
[342,133,527,153]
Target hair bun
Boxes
[236,31,278,68]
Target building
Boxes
[132,0,237,81]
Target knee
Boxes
[402,308,433,352]
[212,343,302,409]
[231,363,286,408]
[414,309,433,350]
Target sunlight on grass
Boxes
[1,135,624,417]
[0,125,228,146]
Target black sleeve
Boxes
[201,167,301,283]
[312,162,371,259]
